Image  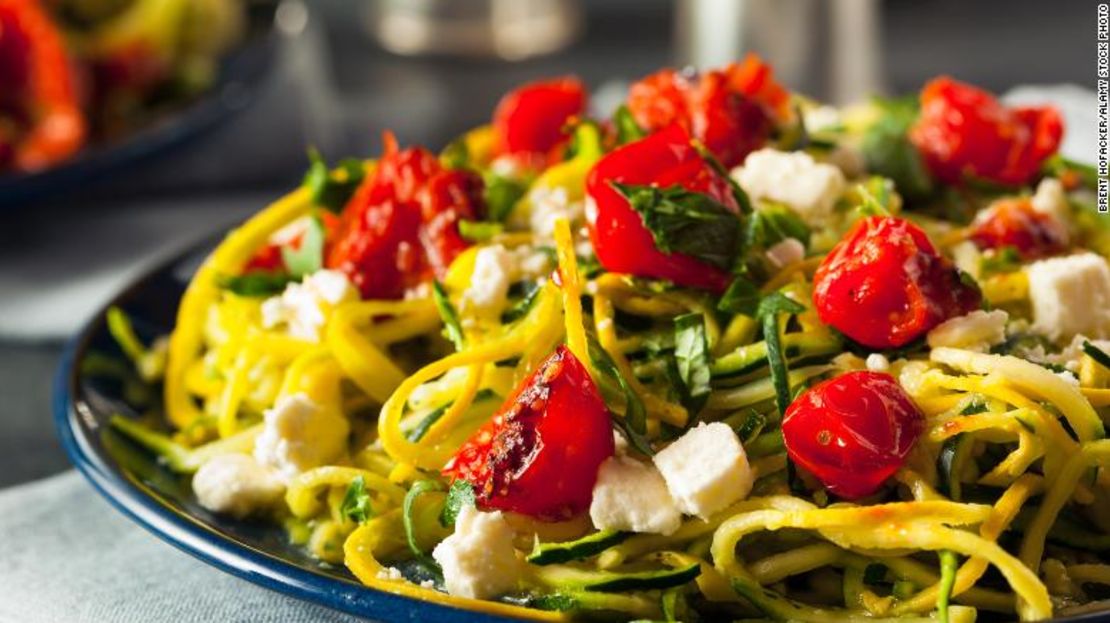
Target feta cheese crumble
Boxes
[432,505,520,599]
[261,269,356,342]
[926,310,1009,352]
[589,455,682,535]
[527,185,584,241]
[865,353,891,372]
[731,149,846,226]
[1026,253,1110,340]
[652,422,754,519]
[192,453,284,519]
[253,393,350,482]
[461,244,515,317]
[1031,177,1070,224]
[765,237,806,269]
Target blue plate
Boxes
[52,235,524,623]
[0,4,278,209]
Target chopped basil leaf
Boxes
[610,182,744,271]
[855,176,898,217]
[501,281,541,323]
[745,203,810,250]
[217,272,294,297]
[458,219,504,242]
[302,148,365,213]
[980,246,1023,277]
[587,335,653,455]
[718,275,761,316]
[403,480,445,568]
[485,174,528,223]
[440,480,476,527]
[860,96,934,200]
[757,291,806,319]
[281,214,325,278]
[440,138,469,170]
[1083,340,1110,371]
[340,476,372,523]
[612,105,646,145]
[432,281,465,350]
[673,313,712,415]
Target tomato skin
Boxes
[626,54,786,168]
[442,345,615,520]
[813,217,981,349]
[493,76,586,157]
[326,136,483,299]
[909,77,1063,186]
[783,371,924,500]
[585,124,739,292]
[969,197,1067,260]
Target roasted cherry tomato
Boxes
[813,216,981,349]
[327,134,483,299]
[909,76,1063,187]
[783,371,924,500]
[969,197,1067,260]
[626,54,787,167]
[442,345,615,520]
[586,124,740,292]
[0,0,86,172]
[493,76,586,160]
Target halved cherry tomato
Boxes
[626,54,787,167]
[493,76,586,160]
[783,370,924,500]
[586,123,740,292]
[969,197,1067,260]
[910,77,1063,187]
[442,345,615,520]
[813,216,981,349]
[326,133,483,299]
[0,0,86,172]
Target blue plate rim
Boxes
[50,238,528,623]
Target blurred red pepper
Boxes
[969,197,1068,260]
[492,76,587,170]
[910,77,1063,187]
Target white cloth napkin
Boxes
[0,471,370,623]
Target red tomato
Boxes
[969,197,1067,259]
[910,77,1063,186]
[813,217,981,349]
[442,345,615,520]
[783,371,924,500]
[493,76,587,157]
[327,134,483,299]
[626,54,786,167]
[0,0,86,172]
[586,124,740,292]
[244,212,341,274]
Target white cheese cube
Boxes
[865,353,891,372]
[253,393,349,482]
[432,505,521,599]
[192,453,284,519]
[731,149,846,226]
[1026,253,1110,340]
[1031,177,1070,224]
[926,310,1009,352]
[462,244,515,317]
[589,456,683,535]
[526,185,584,241]
[765,238,806,269]
[652,422,754,519]
[260,269,356,342]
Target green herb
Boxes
[745,203,811,249]
[757,292,806,416]
[216,272,294,297]
[587,336,653,455]
[440,139,469,170]
[432,281,465,350]
[860,96,934,200]
[611,182,744,271]
[1083,340,1110,371]
[673,313,712,415]
[458,219,504,242]
[979,246,1023,277]
[717,275,761,316]
[440,480,476,527]
[612,105,646,145]
[407,389,498,442]
[855,176,898,217]
[691,141,753,214]
[502,282,542,323]
[281,214,325,278]
[340,476,373,523]
[1044,154,1099,190]
[937,550,959,623]
[403,480,445,568]
[485,175,528,222]
[302,148,365,213]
